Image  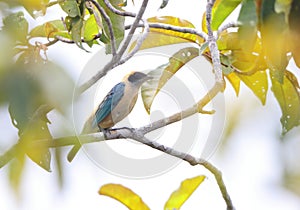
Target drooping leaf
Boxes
[288,0,300,68]
[99,184,150,210]
[2,69,44,132]
[132,16,203,51]
[260,0,289,83]
[225,72,241,96]
[3,12,28,44]
[22,105,52,172]
[141,47,199,113]
[164,175,206,210]
[60,0,81,17]
[271,70,300,134]
[237,0,258,51]
[98,0,125,53]
[1,67,52,171]
[237,70,268,105]
[70,16,86,51]
[29,20,65,38]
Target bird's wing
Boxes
[95,82,125,125]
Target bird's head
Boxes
[124,71,153,86]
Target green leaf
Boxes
[99,184,150,210]
[211,0,242,30]
[70,16,87,51]
[3,12,28,44]
[271,70,300,134]
[98,0,125,53]
[60,0,80,17]
[2,69,43,131]
[164,175,206,210]
[237,0,258,51]
[220,54,234,75]
[141,47,199,113]
[29,20,65,38]
[83,14,101,42]
[261,0,289,83]
[288,0,300,68]
[22,107,52,172]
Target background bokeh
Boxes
[0,0,300,209]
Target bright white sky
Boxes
[0,0,300,210]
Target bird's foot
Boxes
[101,128,110,139]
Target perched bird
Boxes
[67,71,152,162]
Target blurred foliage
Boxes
[0,1,74,191]
[99,175,205,209]
[0,0,299,203]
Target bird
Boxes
[67,71,152,162]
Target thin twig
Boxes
[217,22,240,38]
[103,0,136,17]
[126,23,207,42]
[77,0,149,94]
[117,0,149,59]
[55,33,102,44]
[118,19,150,66]
[87,0,117,56]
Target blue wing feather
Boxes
[95,82,125,125]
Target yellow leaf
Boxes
[164,175,206,210]
[237,70,268,105]
[99,184,150,210]
[261,0,289,83]
[18,0,49,17]
[225,72,240,96]
[132,16,203,50]
[217,31,242,50]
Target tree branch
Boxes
[217,22,240,38]
[206,0,224,86]
[77,0,149,94]
[103,0,136,17]
[105,128,234,210]
[116,0,149,59]
[118,19,150,66]
[125,23,207,42]
[138,82,222,134]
